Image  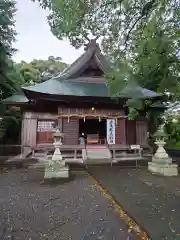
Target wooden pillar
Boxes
[126,120,136,145]
[115,119,121,144]
[58,107,63,132]
[136,120,148,146]
[119,118,126,144]
[21,112,37,154]
[63,118,79,144]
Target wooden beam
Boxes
[58,107,63,132]
[57,114,127,119]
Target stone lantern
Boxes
[44,127,69,179]
[148,125,178,176]
[52,127,64,161]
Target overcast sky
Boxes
[13,0,84,64]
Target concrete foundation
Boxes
[148,161,178,176]
[44,164,69,179]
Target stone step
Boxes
[86,152,110,155]
[86,147,112,160]
[86,149,110,152]
[85,158,112,164]
[86,153,111,158]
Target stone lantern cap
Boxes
[153,129,169,139]
[53,128,64,138]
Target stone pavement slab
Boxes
[88,166,180,240]
[0,169,136,239]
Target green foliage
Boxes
[15,56,67,85]
[0,0,22,143]
[0,0,16,49]
[33,0,179,58]
[132,25,180,95]
[0,107,21,144]
[0,0,18,92]
[127,108,139,120]
[34,0,161,50]
[165,120,180,148]
[0,55,67,142]
[0,1,68,143]
[34,0,180,123]
[16,61,41,85]
[31,56,67,82]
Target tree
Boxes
[33,0,158,48]
[0,0,22,144]
[33,0,180,139]
[15,61,41,85]
[31,56,67,82]
[34,0,180,95]
[15,57,67,85]
[0,0,20,95]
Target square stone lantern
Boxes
[148,126,178,176]
[44,127,69,179]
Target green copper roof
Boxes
[2,93,29,103]
[116,80,161,99]
[23,79,109,97]
[22,40,111,98]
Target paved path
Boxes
[0,169,136,239]
[89,166,180,240]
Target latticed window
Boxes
[37,120,56,132]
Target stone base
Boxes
[44,166,69,179]
[148,162,178,176]
[152,156,172,164]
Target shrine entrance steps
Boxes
[83,145,112,165]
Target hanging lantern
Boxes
[84,116,86,122]
[99,116,101,122]
[68,116,70,123]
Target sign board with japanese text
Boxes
[107,119,116,144]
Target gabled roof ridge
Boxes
[21,41,112,94]
[58,52,87,75]
[53,41,111,81]
[54,45,96,80]
[94,47,112,72]
[65,77,106,84]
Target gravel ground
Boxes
[88,166,180,240]
[0,169,136,240]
